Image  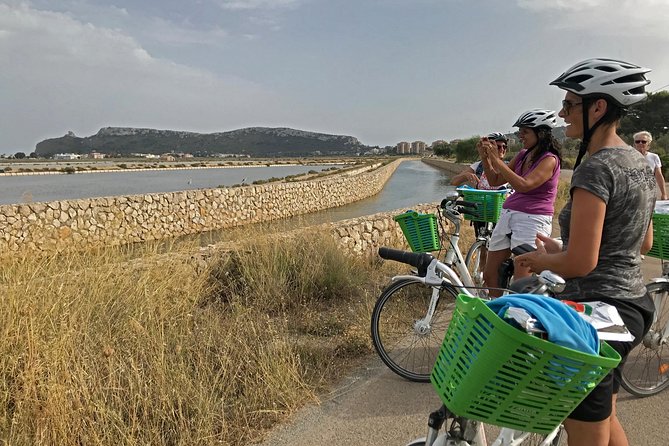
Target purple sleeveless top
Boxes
[503,149,560,216]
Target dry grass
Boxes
[0,183,570,445]
[555,178,571,217]
[0,232,391,445]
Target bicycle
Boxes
[380,248,620,446]
[620,261,669,397]
[371,195,566,382]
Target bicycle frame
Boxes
[410,404,562,446]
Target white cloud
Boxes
[0,2,288,151]
[516,0,603,11]
[516,0,669,39]
[216,0,302,11]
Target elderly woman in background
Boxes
[634,130,668,200]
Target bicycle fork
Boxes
[414,405,487,446]
[414,286,442,336]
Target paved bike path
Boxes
[261,258,668,446]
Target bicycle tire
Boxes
[465,239,487,289]
[371,279,458,382]
[620,281,669,397]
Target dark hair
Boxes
[572,95,626,168]
[583,96,626,127]
[526,126,563,167]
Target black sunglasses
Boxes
[635,140,649,144]
[561,99,583,114]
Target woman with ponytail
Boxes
[478,109,562,297]
[516,58,656,446]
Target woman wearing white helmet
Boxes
[478,109,563,297]
[450,132,509,190]
[516,58,656,446]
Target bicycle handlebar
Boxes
[378,247,434,277]
[440,198,479,210]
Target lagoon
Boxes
[0,164,342,205]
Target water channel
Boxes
[192,159,456,246]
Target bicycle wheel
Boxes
[465,239,487,289]
[371,279,458,382]
[620,281,669,397]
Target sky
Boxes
[2,0,669,154]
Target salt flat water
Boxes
[0,164,341,205]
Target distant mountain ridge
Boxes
[35,127,366,157]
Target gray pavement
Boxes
[260,257,668,446]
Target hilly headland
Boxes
[35,127,369,158]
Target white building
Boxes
[53,153,81,160]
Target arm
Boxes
[486,152,557,193]
[641,220,654,255]
[515,188,604,278]
[654,167,668,200]
[450,167,478,187]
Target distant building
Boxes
[88,151,105,159]
[396,141,410,154]
[160,154,175,161]
[431,140,447,148]
[213,153,251,158]
[411,141,427,154]
[53,153,81,160]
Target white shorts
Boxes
[488,208,553,251]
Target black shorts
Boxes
[568,293,655,422]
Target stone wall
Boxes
[0,161,400,253]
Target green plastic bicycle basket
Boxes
[647,212,669,259]
[430,295,621,434]
[393,210,441,253]
[456,188,508,223]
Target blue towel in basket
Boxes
[486,294,599,355]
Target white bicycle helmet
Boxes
[487,132,508,142]
[550,58,651,106]
[512,109,558,129]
